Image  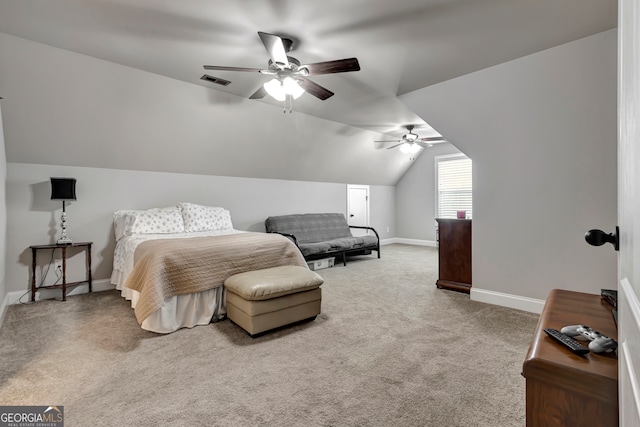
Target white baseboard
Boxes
[0,290,29,329]
[90,278,116,292]
[380,238,398,246]
[32,278,115,301]
[470,288,545,314]
[6,279,114,305]
[380,240,542,314]
[0,291,17,328]
[381,238,437,247]
[0,279,115,329]
[5,290,27,305]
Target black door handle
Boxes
[350,214,354,217]
[585,226,619,251]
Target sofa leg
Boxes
[342,253,347,266]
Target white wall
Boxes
[5,163,394,296]
[400,29,618,304]
[395,143,462,242]
[370,185,396,238]
[0,101,7,314]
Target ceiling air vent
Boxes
[200,74,231,86]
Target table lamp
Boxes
[50,177,77,244]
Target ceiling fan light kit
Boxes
[399,143,421,154]
[203,31,360,112]
[376,125,449,153]
[263,76,304,101]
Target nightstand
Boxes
[30,241,93,301]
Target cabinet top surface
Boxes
[30,241,93,249]
[523,289,617,381]
[435,218,472,223]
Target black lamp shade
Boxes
[50,177,77,201]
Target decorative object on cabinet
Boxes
[50,177,77,244]
[435,218,471,293]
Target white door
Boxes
[347,184,369,237]
[618,1,640,425]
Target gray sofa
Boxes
[265,213,380,266]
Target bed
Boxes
[110,203,307,333]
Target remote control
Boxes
[544,328,590,354]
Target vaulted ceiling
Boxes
[0,0,617,184]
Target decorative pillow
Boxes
[113,210,137,241]
[113,207,184,240]
[179,202,234,232]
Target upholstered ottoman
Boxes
[224,265,324,336]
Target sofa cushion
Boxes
[299,236,379,257]
[358,235,379,247]
[265,213,352,243]
[298,241,334,257]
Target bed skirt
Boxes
[112,269,226,333]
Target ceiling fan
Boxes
[376,125,448,153]
[203,31,360,105]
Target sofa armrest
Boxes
[348,225,380,241]
[267,231,300,247]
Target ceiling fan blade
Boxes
[420,136,447,142]
[417,140,448,148]
[386,142,405,150]
[374,139,402,143]
[258,31,289,68]
[302,58,361,75]
[249,86,267,99]
[296,77,334,100]
[203,65,264,73]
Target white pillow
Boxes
[113,207,184,240]
[179,202,233,232]
[113,210,137,241]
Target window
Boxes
[435,154,472,218]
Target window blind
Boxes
[436,156,472,218]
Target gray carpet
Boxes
[0,244,538,426]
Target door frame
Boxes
[347,184,370,229]
[618,0,640,424]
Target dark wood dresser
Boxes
[435,218,471,293]
[522,289,618,427]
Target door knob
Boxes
[585,226,619,251]
[350,214,354,217]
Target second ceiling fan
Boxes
[203,31,360,104]
[376,125,448,153]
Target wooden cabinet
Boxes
[522,289,618,427]
[435,218,471,293]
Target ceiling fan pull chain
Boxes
[282,94,293,113]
